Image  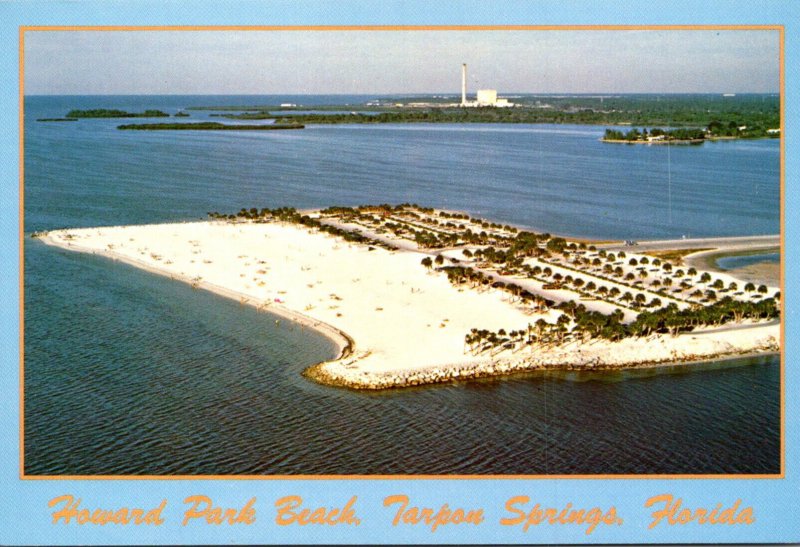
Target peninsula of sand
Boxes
[39,205,780,389]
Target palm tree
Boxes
[744,282,756,292]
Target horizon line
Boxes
[24,91,781,97]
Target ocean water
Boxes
[23,95,780,475]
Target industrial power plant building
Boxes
[461,64,514,107]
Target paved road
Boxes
[600,234,780,253]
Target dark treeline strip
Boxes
[186,94,779,127]
[207,206,397,250]
[66,109,170,118]
[272,107,779,129]
[117,122,304,131]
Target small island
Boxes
[36,118,78,122]
[66,109,171,118]
[40,203,780,390]
[212,112,275,120]
[117,122,305,131]
[603,124,780,144]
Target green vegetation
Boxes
[207,202,780,360]
[208,206,397,250]
[36,118,78,122]
[214,112,276,120]
[186,94,779,129]
[66,109,170,118]
[464,295,779,355]
[603,123,778,144]
[603,127,706,143]
[117,122,304,131]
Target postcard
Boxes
[1,1,798,544]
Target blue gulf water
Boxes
[23,95,780,475]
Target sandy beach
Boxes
[41,220,780,389]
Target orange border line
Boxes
[19,25,25,482]
[779,25,786,478]
[21,24,784,31]
[19,25,786,482]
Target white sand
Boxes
[42,221,780,389]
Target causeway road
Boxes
[600,234,780,253]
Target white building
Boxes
[476,89,497,106]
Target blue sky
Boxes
[24,29,780,95]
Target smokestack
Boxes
[461,63,467,106]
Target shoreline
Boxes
[37,219,780,391]
[601,135,778,145]
[685,247,780,287]
[38,229,354,363]
[304,348,780,390]
[601,138,704,145]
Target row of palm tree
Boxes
[464,295,780,357]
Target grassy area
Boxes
[646,248,714,265]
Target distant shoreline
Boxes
[601,138,704,145]
[117,122,304,131]
[601,136,777,145]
